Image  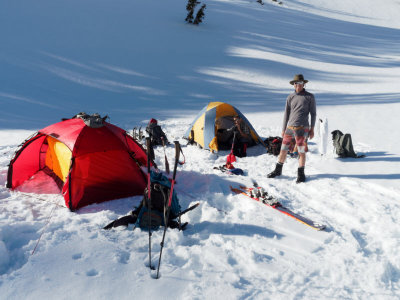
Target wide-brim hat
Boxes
[290,74,308,85]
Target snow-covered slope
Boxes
[1,0,400,299]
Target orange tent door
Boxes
[45,136,72,182]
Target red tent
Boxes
[7,115,148,210]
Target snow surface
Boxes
[1,0,400,299]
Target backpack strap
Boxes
[103,207,141,229]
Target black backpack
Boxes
[331,130,364,158]
[264,136,283,156]
[146,120,168,146]
[103,171,184,230]
[136,171,182,230]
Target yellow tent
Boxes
[185,102,260,152]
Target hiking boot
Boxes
[296,167,306,183]
[267,163,283,178]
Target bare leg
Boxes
[278,150,288,164]
[299,153,306,167]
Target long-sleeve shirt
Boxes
[282,89,316,132]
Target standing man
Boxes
[267,74,316,183]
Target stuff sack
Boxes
[318,118,329,155]
[69,112,108,128]
[146,119,168,146]
[264,137,283,156]
[136,171,182,230]
[331,130,364,158]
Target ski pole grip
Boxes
[174,141,180,158]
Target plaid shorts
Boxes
[281,126,309,153]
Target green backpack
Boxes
[331,130,364,158]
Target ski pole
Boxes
[155,141,181,279]
[145,137,154,270]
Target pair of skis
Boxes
[230,184,326,231]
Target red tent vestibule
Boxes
[7,116,148,210]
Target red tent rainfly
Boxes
[7,114,148,210]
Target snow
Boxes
[1,0,400,299]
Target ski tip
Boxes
[309,223,327,231]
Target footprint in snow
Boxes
[86,269,99,277]
[114,250,130,264]
[72,253,82,260]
